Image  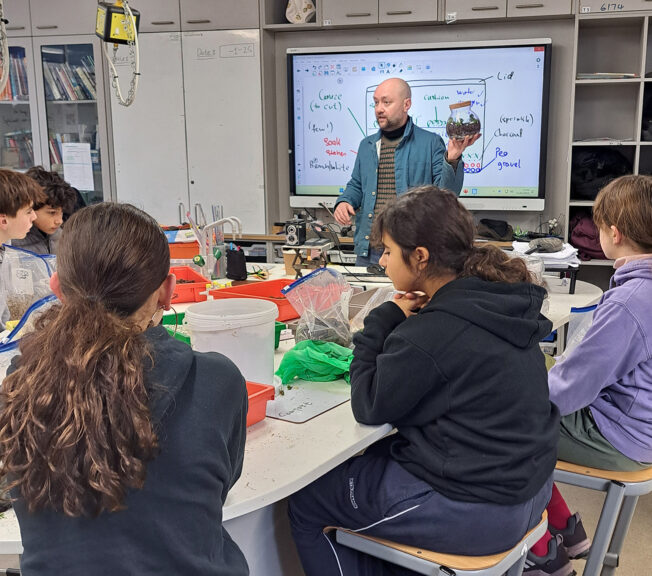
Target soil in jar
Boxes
[446,114,481,140]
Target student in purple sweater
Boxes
[524,174,652,576]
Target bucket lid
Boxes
[185,298,279,331]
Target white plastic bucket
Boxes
[185,298,279,385]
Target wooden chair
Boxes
[554,460,652,576]
[330,510,548,576]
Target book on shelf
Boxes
[0,73,13,100]
[55,66,77,100]
[43,62,62,100]
[0,54,29,101]
[49,137,62,165]
[3,131,34,167]
[43,61,98,101]
[74,66,96,99]
[14,57,28,97]
[63,64,86,100]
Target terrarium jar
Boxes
[446,101,481,140]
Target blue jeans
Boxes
[288,444,553,576]
[355,248,383,267]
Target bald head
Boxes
[373,78,412,132]
[379,77,411,99]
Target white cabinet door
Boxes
[134,0,181,32]
[30,0,98,35]
[379,0,438,23]
[32,35,111,203]
[180,0,259,31]
[182,30,266,233]
[3,0,31,37]
[0,39,43,169]
[322,0,379,25]
[507,0,572,17]
[444,0,507,20]
[110,33,189,224]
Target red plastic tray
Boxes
[169,241,200,259]
[170,265,209,303]
[246,381,275,427]
[209,279,299,322]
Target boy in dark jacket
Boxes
[12,166,77,255]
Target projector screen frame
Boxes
[287,38,552,212]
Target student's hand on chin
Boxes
[393,291,428,317]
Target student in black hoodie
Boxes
[289,187,561,576]
[0,203,249,576]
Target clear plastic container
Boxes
[446,101,481,140]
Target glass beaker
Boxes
[446,101,481,140]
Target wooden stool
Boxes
[554,460,652,576]
[331,511,547,576]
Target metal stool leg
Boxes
[505,554,527,576]
[600,494,639,576]
[582,482,626,576]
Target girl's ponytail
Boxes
[461,245,532,284]
[0,203,170,517]
[1,299,157,516]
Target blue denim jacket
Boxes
[336,118,464,257]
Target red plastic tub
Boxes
[209,279,299,322]
[246,381,275,427]
[169,241,200,259]
[170,265,209,303]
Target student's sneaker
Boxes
[549,512,591,559]
[523,534,576,576]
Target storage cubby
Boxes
[566,13,651,267]
[569,145,635,202]
[646,17,652,77]
[642,82,652,140]
[573,83,639,142]
[638,144,652,174]
[263,0,319,27]
[567,205,609,263]
[576,17,644,76]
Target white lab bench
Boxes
[0,267,603,574]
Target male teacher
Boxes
[334,77,480,266]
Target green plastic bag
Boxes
[275,340,353,385]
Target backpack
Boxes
[571,148,632,200]
[569,212,606,261]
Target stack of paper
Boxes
[512,241,580,269]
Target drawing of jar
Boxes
[446,101,481,140]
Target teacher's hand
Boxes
[447,133,482,162]
[334,202,356,226]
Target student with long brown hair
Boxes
[289,186,560,576]
[0,203,249,575]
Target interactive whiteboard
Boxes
[288,39,551,211]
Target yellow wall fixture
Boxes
[96,1,140,107]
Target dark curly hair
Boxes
[371,186,532,284]
[26,166,77,213]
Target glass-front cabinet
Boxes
[33,36,110,205]
[0,41,42,170]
